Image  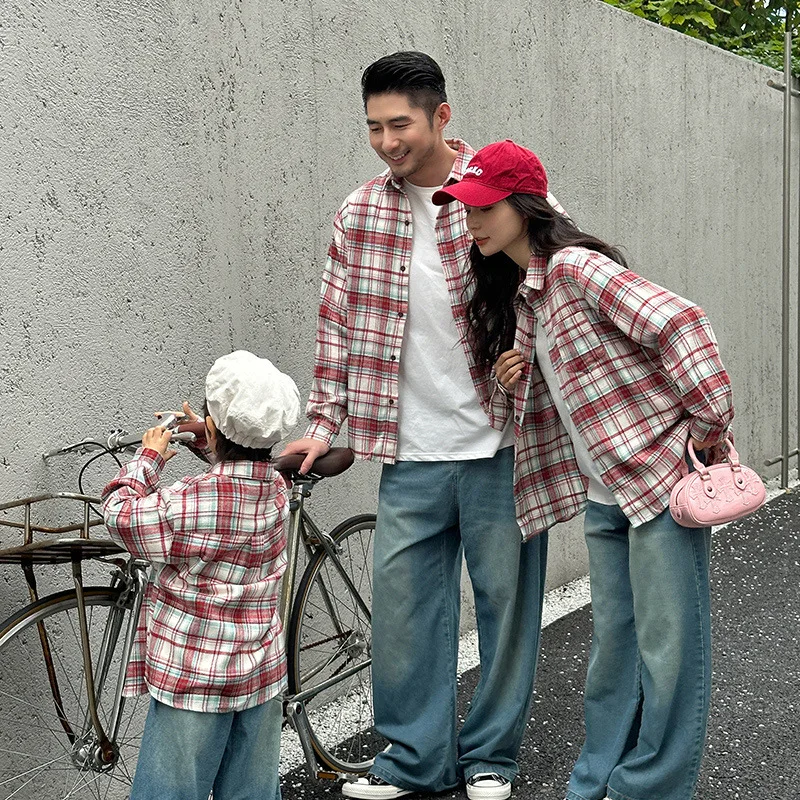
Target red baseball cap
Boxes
[432,139,548,206]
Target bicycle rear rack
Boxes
[0,492,123,566]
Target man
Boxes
[282,52,548,800]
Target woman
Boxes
[432,140,733,800]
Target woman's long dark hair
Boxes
[465,193,628,367]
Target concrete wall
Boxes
[1,0,794,615]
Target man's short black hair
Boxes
[361,51,447,123]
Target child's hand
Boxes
[155,401,199,424]
[494,349,524,390]
[142,426,177,461]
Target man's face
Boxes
[365,92,444,184]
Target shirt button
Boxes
[400,266,406,272]
[390,355,397,361]
[389,399,395,405]
[398,312,404,318]
[404,220,410,226]
[514,415,521,422]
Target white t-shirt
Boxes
[534,323,616,505]
[396,180,514,461]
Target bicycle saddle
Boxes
[274,447,355,479]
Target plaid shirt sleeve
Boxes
[101,448,180,561]
[305,205,350,445]
[564,249,733,443]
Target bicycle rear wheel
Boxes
[287,513,386,774]
[0,587,147,800]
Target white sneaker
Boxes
[466,773,512,800]
[342,775,413,800]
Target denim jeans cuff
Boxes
[606,788,641,800]
[565,790,596,800]
[462,762,518,784]
[369,764,432,793]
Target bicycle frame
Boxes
[279,476,374,779]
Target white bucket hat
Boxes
[205,350,301,449]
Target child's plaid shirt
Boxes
[102,449,288,712]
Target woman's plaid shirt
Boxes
[102,450,288,712]
[505,246,734,537]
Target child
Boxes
[102,350,301,800]
[432,141,734,800]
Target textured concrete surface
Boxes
[280,489,800,800]
[0,2,794,617]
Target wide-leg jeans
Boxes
[130,695,283,800]
[369,446,548,792]
[567,502,712,800]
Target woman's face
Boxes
[464,200,529,264]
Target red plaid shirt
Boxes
[305,140,518,459]
[504,246,734,536]
[102,450,288,712]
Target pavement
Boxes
[280,489,800,800]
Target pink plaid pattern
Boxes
[102,450,288,712]
[305,140,509,458]
[508,247,734,536]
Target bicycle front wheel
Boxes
[287,513,386,774]
[0,587,147,800]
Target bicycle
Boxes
[0,419,383,800]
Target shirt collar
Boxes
[381,138,475,193]
[520,253,548,293]
[208,459,277,481]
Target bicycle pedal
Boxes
[316,769,339,781]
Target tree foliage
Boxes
[601,1,799,75]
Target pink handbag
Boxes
[669,437,766,528]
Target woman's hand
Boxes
[494,349,525,391]
[142,426,177,461]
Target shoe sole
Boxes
[342,786,413,800]
[466,784,512,800]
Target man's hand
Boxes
[281,438,330,475]
[142,426,177,461]
[494,349,525,391]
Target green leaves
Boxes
[601,0,798,74]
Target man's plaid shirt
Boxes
[102,450,288,712]
[304,140,509,458]
[504,246,734,536]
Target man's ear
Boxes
[434,102,452,133]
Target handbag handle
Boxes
[685,434,740,475]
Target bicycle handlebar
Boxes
[43,420,208,460]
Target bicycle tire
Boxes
[0,587,147,800]
[287,513,386,774]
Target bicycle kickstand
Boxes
[285,699,337,780]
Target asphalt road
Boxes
[281,490,800,800]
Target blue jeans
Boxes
[130,695,283,800]
[369,447,548,791]
[567,502,712,800]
